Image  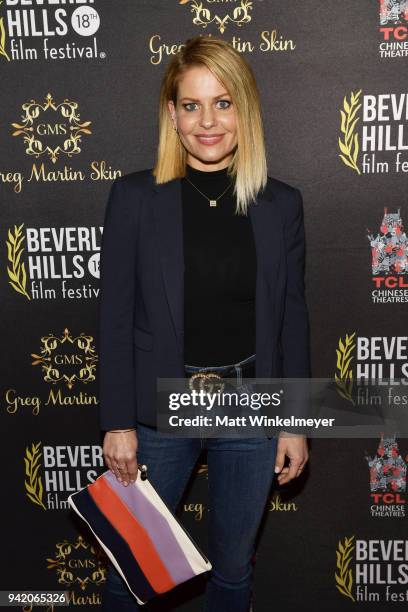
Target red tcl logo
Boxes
[380,26,408,40]
[371,493,406,504]
[372,277,408,288]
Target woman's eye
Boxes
[216,99,231,109]
[182,100,231,111]
[183,103,199,111]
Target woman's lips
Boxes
[195,134,225,146]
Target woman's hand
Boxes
[274,432,308,485]
[103,429,138,486]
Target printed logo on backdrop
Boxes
[379,0,408,58]
[6,223,102,300]
[367,209,408,303]
[0,0,106,62]
[12,93,92,164]
[334,332,408,405]
[46,535,106,606]
[338,90,408,176]
[5,328,98,417]
[149,0,296,65]
[179,0,254,34]
[31,328,97,388]
[24,441,103,510]
[365,434,407,518]
[2,93,121,192]
[335,535,408,603]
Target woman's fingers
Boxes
[103,430,138,486]
[277,459,308,484]
[112,460,125,483]
[274,444,286,474]
[116,458,136,486]
[287,458,302,481]
[126,455,138,484]
[296,459,307,478]
[275,434,309,484]
[276,466,290,484]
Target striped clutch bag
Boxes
[68,466,212,605]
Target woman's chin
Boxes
[188,148,233,166]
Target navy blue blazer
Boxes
[98,169,311,430]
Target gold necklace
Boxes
[184,176,232,207]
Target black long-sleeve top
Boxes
[181,163,257,366]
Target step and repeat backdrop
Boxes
[1,1,408,610]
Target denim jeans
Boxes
[101,423,278,612]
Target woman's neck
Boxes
[186,163,229,180]
[185,155,232,173]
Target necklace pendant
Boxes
[209,199,217,207]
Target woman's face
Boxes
[168,65,238,171]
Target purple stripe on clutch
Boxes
[103,472,196,583]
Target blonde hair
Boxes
[153,36,267,216]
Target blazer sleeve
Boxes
[280,188,311,380]
[98,177,139,431]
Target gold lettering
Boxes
[5,389,41,416]
[54,354,83,366]
[183,502,204,521]
[0,170,24,193]
[66,591,101,605]
[45,388,98,406]
[231,35,254,53]
[268,494,298,512]
[68,558,96,569]
[149,34,185,65]
[28,163,85,183]
[36,123,67,136]
[90,160,122,181]
[260,30,296,52]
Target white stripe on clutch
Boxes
[135,474,212,576]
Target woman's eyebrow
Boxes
[179,93,230,102]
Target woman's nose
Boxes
[199,105,216,128]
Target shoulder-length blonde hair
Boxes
[153,35,267,216]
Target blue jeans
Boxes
[101,424,278,612]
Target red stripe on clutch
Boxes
[88,475,176,594]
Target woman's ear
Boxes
[167,100,177,130]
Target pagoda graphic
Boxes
[366,434,407,493]
[380,0,408,24]
[367,208,408,275]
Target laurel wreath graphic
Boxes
[31,328,98,389]
[0,1,10,61]
[12,93,92,163]
[47,536,107,591]
[179,0,253,34]
[338,90,362,175]
[335,536,355,601]
[24,442,46,510]
[335,332,356,405]
[7,223,31,300]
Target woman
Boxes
[99,36,310,612]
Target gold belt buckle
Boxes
[188,370,225,394]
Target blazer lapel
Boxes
[151,177,283,357]
[151,178,184,354]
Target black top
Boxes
[181,163,257,366]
